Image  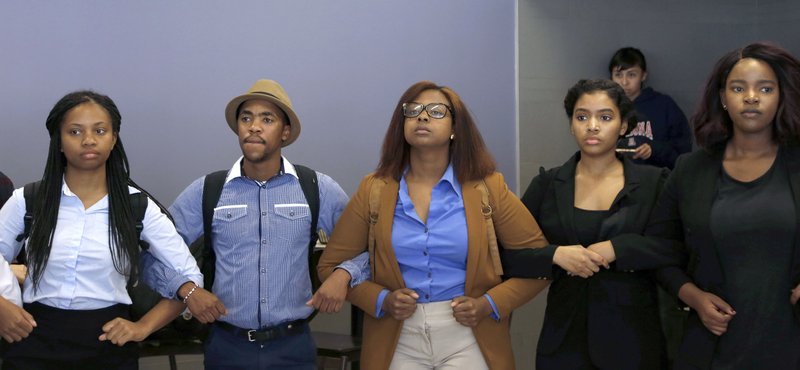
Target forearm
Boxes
[485,278,550,319]
[134,298,185,337]
[346,281,387,318]
[500,245,558,279]
[677,282,703,309]
[611,234,687,271]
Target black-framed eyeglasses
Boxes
[402,102,453,119]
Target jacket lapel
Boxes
[598,156,641,239]
[782,146,800,285]
[378,178,407,289]
[554,154,580,245]
[691,151,726,291]
[462,180,483,294]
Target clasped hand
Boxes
[307,268,351,313]
[180,284,227,323]
[553,244,610,278]
[680,283,735,336]
[382,289,492,327]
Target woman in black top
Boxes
[648,42,800,369]
[503,79,677,369]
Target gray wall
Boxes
[515,0,800,368]
[0,2,516,369]
[0,0,517,202]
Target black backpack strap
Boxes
[294,165,320,295]
[201,170,228,291]
[16,182,40,243]
[129,192,150,251]
[294,165,320,250]
[14,181,42,264]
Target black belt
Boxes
[215,319,308,342]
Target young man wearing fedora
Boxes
[149,79,366,369]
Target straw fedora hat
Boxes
[225,79,301,147]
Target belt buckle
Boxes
[247,329,256,342]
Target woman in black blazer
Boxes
[503,79,678,369]
[645,43,800,369]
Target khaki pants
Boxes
[389,301,489,370]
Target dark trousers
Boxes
[537,309,598,370]
[657,286,688,366]
[2,302,138,370]
[204,322,316,370]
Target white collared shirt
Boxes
[0,180,202,310]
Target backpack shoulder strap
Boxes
[14,181,41,264]
[294,165,321,296]
[16,181,41,244]
[367,177,385,279]
[130,192,149,250]
[294,165,320,249]
[477,179,503,276]
[202,170,227,246]
[201,170,227,290]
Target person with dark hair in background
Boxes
[318,80,551,369]
[649,42,800,369]
[0,172,12,209]
[0,91,203,369]
[610,47,692,169]
[503,79,675,369]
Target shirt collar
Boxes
[61,177,75,197]
[226,156,297,184]
[401,163,462,199]
[441,163,462,199]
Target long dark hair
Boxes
[375,81,496,183]
[693,42,800,151]
[27,91,140,291]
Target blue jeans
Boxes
[204,323,316,370]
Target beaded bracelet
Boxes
[182,284,198,304]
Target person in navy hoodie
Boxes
[609,46,693,367]
[610,47,692,169]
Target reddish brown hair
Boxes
[375,81,496,183]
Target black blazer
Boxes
[502,153,673,369]
[643,147,800,369]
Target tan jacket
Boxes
[318,172,550,370]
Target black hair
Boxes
[609,47,648,74]
[563,79,637,136]
[27,90,140,291]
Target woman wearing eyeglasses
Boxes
[318,80,550,369]
[502,79,676,370]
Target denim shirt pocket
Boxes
[213,205,248,223]
[274,204,310,221]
